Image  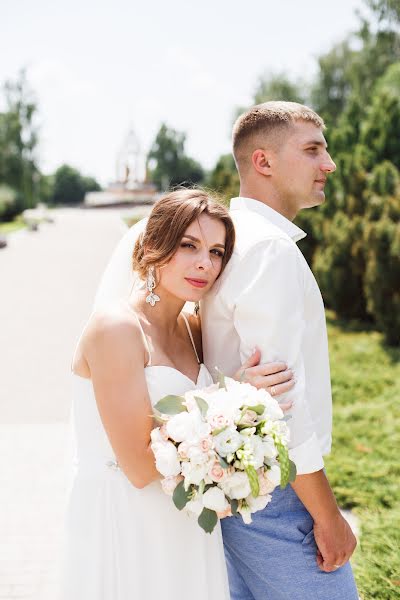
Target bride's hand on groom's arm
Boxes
[233,347,295,410]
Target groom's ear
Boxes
[251,149,273,177]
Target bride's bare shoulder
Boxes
[82,303,143,351]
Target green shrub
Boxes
[0,184,19,221]
[313,212,368,319]
[363,218,400,346]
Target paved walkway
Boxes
[0,206,359,599]
[0,206,149,599]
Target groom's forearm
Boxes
[290,469,340,523]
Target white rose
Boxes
[206,393,240,429]
[266,464,281,487]
[262,436,278,459]
[214,428,243,457]
[263,397,284,421]
[202,486,229,512]
[150,427,165,445]
[247,436,265,470]
[246,492,272,513]
[238,505,252,524]
[153,441,181,477]
[221,471,251,500]
[166,411,209,443]
[185,496,204,517]
[161,475,183,496]
[186,444,210,465]
[181,461,208,486]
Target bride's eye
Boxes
[181,242,196,249]
[211,249,224,258]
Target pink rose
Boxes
[177,441,190,459]
[240,409,258,426]
[200,437,213,452]
[209,414,230,430]
[159,424,169,441]
[257,469,276,495]
[209,461,227,483]
[161,475,183,496]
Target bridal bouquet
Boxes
[150,374,296,533]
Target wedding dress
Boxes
[61,313,230,600]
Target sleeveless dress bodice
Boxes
[70,363,213,471]
[62,362,229,600]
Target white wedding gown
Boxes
[61,321,230,599]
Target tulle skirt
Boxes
[61,464,230,600]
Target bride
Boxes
[63,189,295,599]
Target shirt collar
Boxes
[230,196,307,243]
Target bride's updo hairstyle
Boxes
[132,188,235,279]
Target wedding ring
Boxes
[333,564,341,569]
[270,386,276,396]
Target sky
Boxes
[1,0,369,186]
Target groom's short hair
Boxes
[232,101,325,173]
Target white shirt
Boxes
[202,197,332,474]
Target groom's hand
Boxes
[313,511,357,572]
[291,471,357,573]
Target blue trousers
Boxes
[221,485,359,600]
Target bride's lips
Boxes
[185,277,208,288]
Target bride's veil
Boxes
[94,217,148,310]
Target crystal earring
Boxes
[194,302,200,317]
[146,266,160,307]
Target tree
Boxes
[206,154,239,206]
[366,0,400,25]
[0,69,39,210]
[253,73,306,105]
[147,123,204,190]
[51,165,101,205]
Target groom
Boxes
[201,101,358,599]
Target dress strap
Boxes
[134,315,152,367]
[181,312,201,364]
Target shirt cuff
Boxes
[289,433,324,475]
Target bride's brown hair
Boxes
[132,189,235,279]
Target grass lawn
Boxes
[0,217,25,234]
[325,311,400,599]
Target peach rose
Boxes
[161,475,183,496]
[209,461,227,483]
[217,506,233,519]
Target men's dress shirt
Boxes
[201,197,332,474]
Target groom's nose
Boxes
[321,152,336,173]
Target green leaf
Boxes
[212,426,228,436]
[246,404,266,415]
[219,455,230,469]
[198,508,218,534]
[245,465,260,497]
[194,396,209,418]
[276,440,290,488]
[216,368,227,390]
[154,395,186,415]
[172,480,192,510]
[230,498,239,515]
[288,459,297,483]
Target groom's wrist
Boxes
[291,471,341,523]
